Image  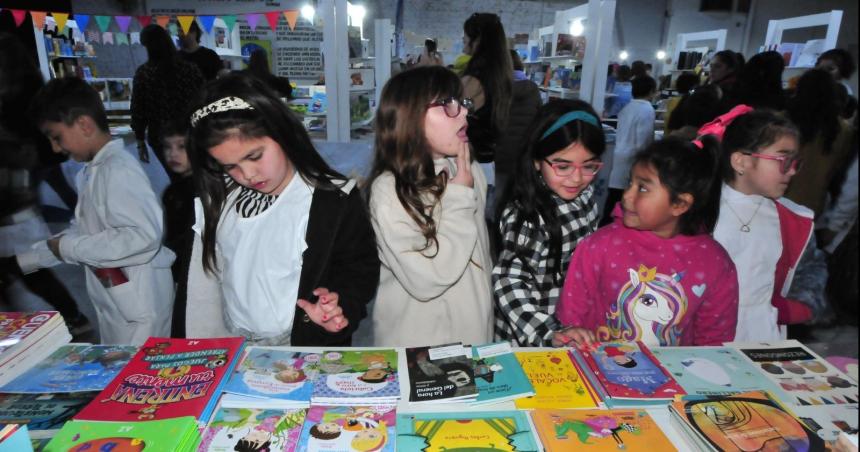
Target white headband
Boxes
[190,96,254,126]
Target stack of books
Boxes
[296,404,397,451]
[310,349,400,406]
[405,343,478,404]
[531,408,676,451]
[199,406,309,452]
[45,417,201,451]
[0,423,31,451]
[220,347,318,409]
[469,342,534,406]
[0,312,71,386]
[396,410,537,451]
[0,392,97,443]
[514,349,599,409]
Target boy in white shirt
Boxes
[602,75,656,222]
[16,77,174,345]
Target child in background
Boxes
[159,121,195,337]
[18,77,174,345]
[603,75,656,224]
[186,74,379,346]
[554,137,739,348]
[713,108,827,341]
[493,100,605,346]
[367,66,493,347]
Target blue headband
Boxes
[540,111,600,140]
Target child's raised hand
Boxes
[449,142,473,188]
[551,326,596,349]
[296,288,349,333]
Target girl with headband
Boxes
[184,74,380,346]
[492,100,605,346]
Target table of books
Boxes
[0,314,857,451]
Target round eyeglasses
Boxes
[426,97,474,118]
[542,159,604,177]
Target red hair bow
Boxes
[692,104,754,148]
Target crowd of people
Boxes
[0,12,856,353]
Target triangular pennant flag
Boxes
[245,13,262,31]
[52,12,69,33]
[102,32,114,45]
[155,15,170,29]
[10,9,26,27]
[283,10,299,31]
[130,32,141,45]
[811,397,823,406]
[75,14,90,32]
[264,11,280,30]
[95,15,111,32]
[798,397,811,406]
[221,15,237,32]
[116,32,129,45]
[85,29,100,43]
[30,11,47,29]
[821,397,834,405]
[177,15,195,34]
[137,15,152,27]
[846,396,858,404]
[115,16,132,33]
[833,396,845,404]
[197,15,215,34]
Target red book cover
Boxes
[74,337,245,422]
[578,341,686,401]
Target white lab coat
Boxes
[609,99,655,190]
[18,139,174,345]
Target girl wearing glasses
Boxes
[553,136,739,348]
[366,66,493,347]
[492,100,605,346]
[714,109,827,341]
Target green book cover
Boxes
[43,417,199,452]
[396,411,539,451]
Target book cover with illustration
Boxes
[311,350,399,404]
[396,410,538,451]
[296,404,396,452]
[0,312,61,357]
[0,392,97,438]
[650,346,790,400]
[578,341,686,404]
[1,344,136,393]
[223,348,320,404]
[530,408,676,451]
[469,342,534,405]
[792,405,859,441]
[669,390,826,452]
[198,407,307,452]
[73,337,245,423]
[405,344,478,403]
[43,416,200,452]
[513,350,600,409]
[728,340,859,407]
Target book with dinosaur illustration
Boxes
[513,350,600,409]
[396,410,538,451]
[295,404,396,451]
[0,345,136,393]
[530,408,676,451]
[198,407,307,452]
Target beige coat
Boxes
[369,159,494,347]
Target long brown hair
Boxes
[367,66,463,255]
[463,12,513,132]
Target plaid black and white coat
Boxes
[492,185,599,346]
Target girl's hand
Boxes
[296,288,349,333]
[551,327,596,348]
[449,143,473,188]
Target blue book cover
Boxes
[396,410,538,451]
[0,345,136,393]
[222,348,319,403]
[308,92,327,114]
[650,346,792,400]
[0,392,97,435]
[296,404,396,452]
[311,350,399,402]
[469,342,534,405]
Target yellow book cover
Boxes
[530,408,677,451]
[513,351,599,409]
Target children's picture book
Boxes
[650,346,790,400]
[577,341,686,405]
[728,340,859,407]
[0,392,97,438]
[530,408,676,451]
[73,337,245,423]
[0,423,31,452]
[223,348,319,405]
[792,405,859,442]
[0,345,136,393]
[0,311,61,358]
[513,350,600,409]
[311,349,399,404]
[43,416,200,452]
[469,342,535,405]
[296,404,396,451]
[308,91,327,114]
[669,390,826,452]
[198,407,307,452]
[405,344,478,403]
[396,410,539,451]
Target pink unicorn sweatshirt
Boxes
[556,215,739,347]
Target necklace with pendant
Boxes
[724,198,764,232]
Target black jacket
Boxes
[495,80,542,179]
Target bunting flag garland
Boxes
[198,15,216,34]
[221,14,237,33]
[283,10,299,31]
[264,11,281,31]
[11,9,27,27]
[177,15,195,34]
[115,32,129,45]
[155,15,170,29]
[75,14,90,32]
[115,15,132,33]
[245,13,262,31]
[102,32,114,44]
[52,12,69,32]
[95,15,111,32]
[30,11,47,29]
[137,15,152,27]
[85,29,100,43]
[130,32,141,45]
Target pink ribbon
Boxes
[692,104,755,148]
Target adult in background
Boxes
[725,51,785,111]
[179,20,223,81]
[245,49,293,100]
[817,48,856,96]
[415,39,444,67]
[132,24,204,172]
[604,64,632,118]
[666,84,726,141]
[707,50,744,92]
[663,72,700,134]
